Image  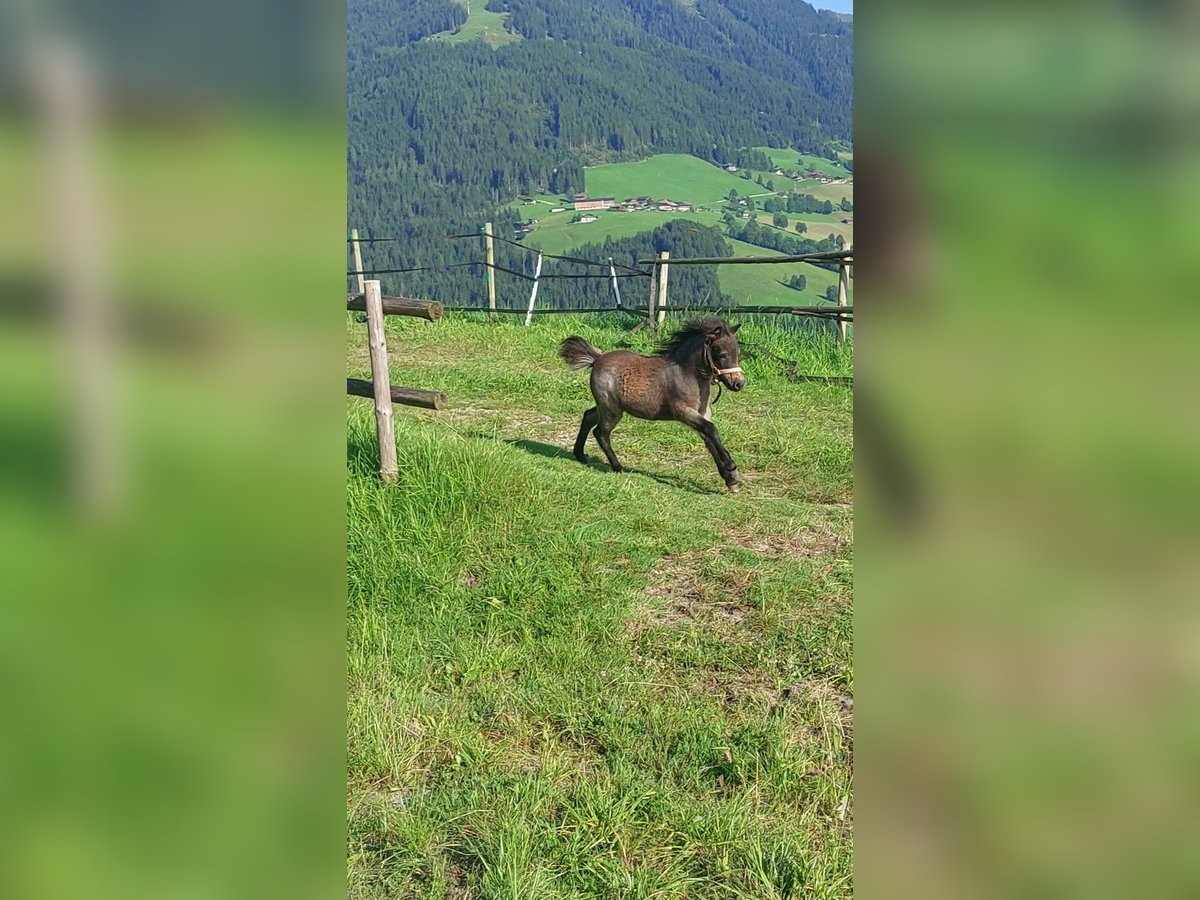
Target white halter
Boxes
[703,340,742,385]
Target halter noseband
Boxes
[703,339,743,386]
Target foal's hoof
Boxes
[726,481,741,494]
[575,453,589,465]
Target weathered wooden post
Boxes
[655,251,670,330]
[608,257,622,310]
[363,279,398,481]
[524,252,544,326]
[837,260,850,341]
[41,40,121,520]
[350,228,366,296]
[482,222,496,319]
[646,258,658,334]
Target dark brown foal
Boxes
[559,317,746,492]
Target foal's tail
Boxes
[559,336,602,370]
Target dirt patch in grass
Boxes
[771,678,854,728]
[723,520,845,559]
[699,667,778,709]
[634,549,757,634]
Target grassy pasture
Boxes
[583,154,762,206]
[523,209,724,255]
[347,315,853,898]
[791,220,854,243]
[788,180,854,206]
[751,148,849,180]
[430,2,521,46]
[718,239,845,307]
[515,151,853,308]
[755,214,854,243]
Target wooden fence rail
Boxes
[347,293,443,321]
[635,250,852,267]
[347,378,447,410]
[346,276,446,482]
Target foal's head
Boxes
[660,317,746,392]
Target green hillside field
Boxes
[752,147,849,179]
[582,154,771,206]
[718,238,846,308]
[347,314,853,899]
[429,1,521,46]
[518,150,852,308]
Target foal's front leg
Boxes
[681,412,739,492]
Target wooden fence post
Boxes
[350,228,366,296]
[483,222,496,320]
[608,257,622,310]
[41,40,121,520]
[646,260,658,334]
[655,251,670,329]
[524,252,544,326]
[364,280,398,481]
[837,261,850,341]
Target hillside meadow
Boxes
[430,2,521,46]
[514,151,852,308]
[347,314,853,899]
[583,154,761,206]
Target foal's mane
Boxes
[655,316,729,361]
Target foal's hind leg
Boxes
[574,407,599,463]
[594,408,625,473]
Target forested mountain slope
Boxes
[346,0,852,308]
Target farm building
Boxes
[578,214,598,223]
[657,198,691,212]
[573,196,615,211]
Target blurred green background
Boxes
[0,4,346,899]
[856,2,1200,898]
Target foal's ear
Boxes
[730,322,742,334]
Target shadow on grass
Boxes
[506,438,720,496]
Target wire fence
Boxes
[346,224,852,327]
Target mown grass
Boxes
[523,208,728,256]
[430,3,521,46]
[750,149,849,180]
[717,239,846,308]
[347,316,853,898]
[583,154,762,207]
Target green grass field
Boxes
[755,214,853,243]
[523,209,726,255]
[347,315,853,898]
[429,2,521,46]
[718,239,845,307]
[515,151,853,308]
[751,148,849,180]
[583,154,766,207]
